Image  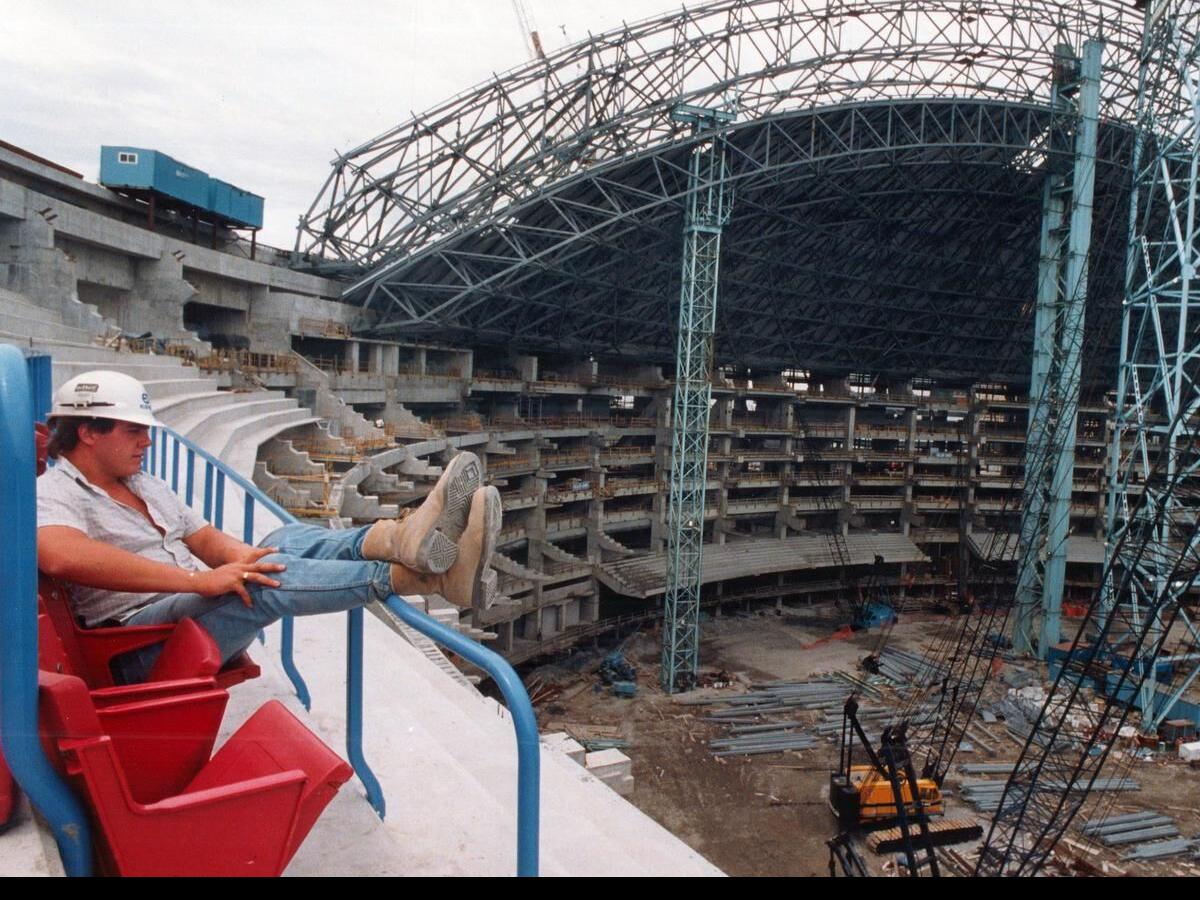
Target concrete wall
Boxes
[0,152,345,351]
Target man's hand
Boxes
[191,559,287,607]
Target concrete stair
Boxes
[0,286,109,342]
[260,612,722,876]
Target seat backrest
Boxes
[37,609,74,676]
[37,579,93,680]
[37,671,105,744]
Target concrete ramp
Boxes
[600,532,929,599]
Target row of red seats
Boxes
[31,581,353,877]
[1,424,353,876]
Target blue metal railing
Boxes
[0,346,92,876]
[145,424,540,876]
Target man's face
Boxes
[82,421,152,478]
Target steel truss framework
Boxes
[977,0,1200,875]
[1102,0,1200,731]
[299,0,1144,380]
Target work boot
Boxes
[389,486,502,609]
[362,451,481,574]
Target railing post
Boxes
[202,462,214,521]
[0,346,92,876]
[185,448,195,505]
[214,470,226,531]
[345,608,385,818]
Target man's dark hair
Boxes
[46,417,117,458]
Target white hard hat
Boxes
[50,370,159,428]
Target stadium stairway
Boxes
[272,610,723,876]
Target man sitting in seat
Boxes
[37,370,501,683]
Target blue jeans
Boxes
[114,523,392,683]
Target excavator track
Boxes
[867,818,982,855]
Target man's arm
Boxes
[39,526,284,606]
[184,524,278,569]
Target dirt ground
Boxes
[524,608,1200,877]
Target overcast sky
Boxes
[4,1,678,248]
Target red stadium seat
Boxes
[38,577,259,690]
[38,671,352,877]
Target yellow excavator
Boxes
[829,697,943,826]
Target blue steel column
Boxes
[1013,60,1069,653]
[1103,0,1200,730]
[662,104,734,694]
[1013,41,1103,657]
[1039,40,1102,655]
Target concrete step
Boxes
[220,415,322,479]
[0,287,109,336]
[0,311,97,346]
[29,342,174,366]
[0,286,46,309]
[177,395,292,443]
[140,378,226,404]
[52,359,197,387]
[0,295,67,325]
[155,390,245,426]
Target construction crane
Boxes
[661,103,735,693]
[511,0,547,62]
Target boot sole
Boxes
[472,487,502,610]
[417,452,482,574]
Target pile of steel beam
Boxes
[1082,812,1180,849]
[699,678,850,757]
[691,679,853,723]
[1121,838,1199,862]
[876,647,944,686]
[708,730,819,757]
[959,777,1141,813]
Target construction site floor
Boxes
[523,610,1200,877]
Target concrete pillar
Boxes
[0,216,92,328]
[343,340,360,372]
[497,620,514,653]
[367,343,384,375]
[582,584,599,624]
[381,344,400,376]
[128,254,201,341]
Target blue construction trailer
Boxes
[99,146,264,229]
